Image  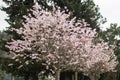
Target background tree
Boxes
[49,0,106,31]
[0,32,15,80]
[0,67,4,80]
[98,23,120,80]
[1,0,105,32]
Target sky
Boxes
[94,0,120,30]
[0,0,120,31]
[0,0,8,31]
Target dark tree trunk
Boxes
[60,71,74,80]
[56,70,60,80]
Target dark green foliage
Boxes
[0,56,52,80]
[99,24,120,61]
[1,0,35,40]
[0,68,4,80]
[0,31,12,52]
[2,0,34,26]
[99,24,119,44]
[52,0,106,31]
[99,23,120,80]
[2,0,105,31]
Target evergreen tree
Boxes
[1,0,105,32]
[99,23,120,80]
[51,0,106,31]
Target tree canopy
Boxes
[5,4,118,80]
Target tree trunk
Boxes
[72,74,74,80]
[55,70,60,80]
[89,75,99,80]
[75,71,78,80]
[11,76,15,80]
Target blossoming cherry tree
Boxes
[6,4,118,80]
